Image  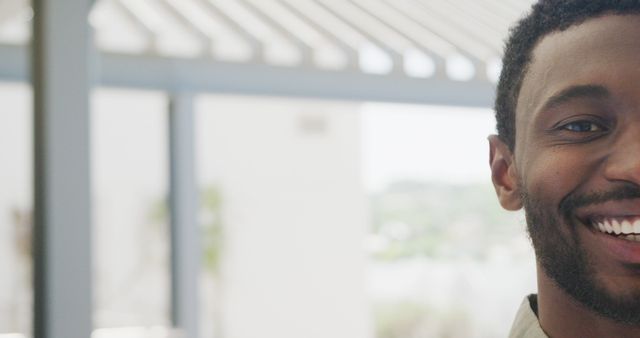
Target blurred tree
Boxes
[147,185,224,274]
[10,206,32,332]
[370,180,521,261]
[200,186,224,276]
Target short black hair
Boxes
[495,0,640,150]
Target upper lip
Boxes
[575,198,640,224]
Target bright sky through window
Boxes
[361,103,496,191]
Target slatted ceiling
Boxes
[310,1,399,74]
[324,1,416,54]
[243,0,314,65]
[196,0,262,61]
[163,0,219,41]
[109,0,156,52]
[170,0,253,61]
[0,0,536,84]
[128,0,203,57]
[345,0,438,76]
[396,0,496,61]
[247,0,335,67]
[423,1,504,53]
[453,0,513,38]
[381,0,479,80]
[280,0,366,68]
[91,0,151,54]
[158,0,212,54]
[503,0,532,14]
[491,0,530,22]
[319,0,425,75]
[123,0,165,32]
[212,0,274,41]
[252,0,349,70]
[289,0,398,74]
[211,0,302,65]
[354,0,456,61]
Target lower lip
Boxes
[587,226,640,263]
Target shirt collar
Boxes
[508,294,549,338]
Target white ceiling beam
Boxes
[414,0,503,54]
[98,52,495,107]
[316,0,406,74]
[240,0,314,66]
[198,0,263,62]
[0,44,495,107]
[279,0,360,70]
[157,0,213,58]
[111,0,156,53]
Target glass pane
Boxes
[92,88,171,334]
[362,103,536,338]
[0,82,33,338]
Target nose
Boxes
[603,126,640,185]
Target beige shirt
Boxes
[509,294,549,338]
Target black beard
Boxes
[522,184,640,325]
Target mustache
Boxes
[559,184,640,217]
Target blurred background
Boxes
[0,0,536,337]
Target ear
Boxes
[488,135,522,210]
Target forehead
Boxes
[515,14,640,138]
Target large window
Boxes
[92,89,171,334]
[0,82,537,338]
[0,83,32,337]
[0,0,534,336]
[362,103,535,338]
[193,96,536,338]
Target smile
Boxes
[591,217,640,242]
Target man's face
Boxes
[497,14,640,324]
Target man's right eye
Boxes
[560,120,604,132]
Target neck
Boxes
[537,263,640,338]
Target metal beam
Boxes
[169,91,200,338]
[32,0,93,337]
[0,44,494,107]
[100,53,495,107]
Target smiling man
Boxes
[488,1,640,337]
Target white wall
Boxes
[197,95,371,338]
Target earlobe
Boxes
[488,135,523,211]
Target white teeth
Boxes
[612,218,620,225]
[613,221,623,235]
[592,218,640,237]
[622,234,640,242]
[634,220,640,233]
[598,222,606,233]
[612,219,620,233]
[622,220,633,234]
[605,220,614,233]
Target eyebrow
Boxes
[540,84,611,111]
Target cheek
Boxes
[523,148,593,202]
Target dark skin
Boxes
[490,15,640,338]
